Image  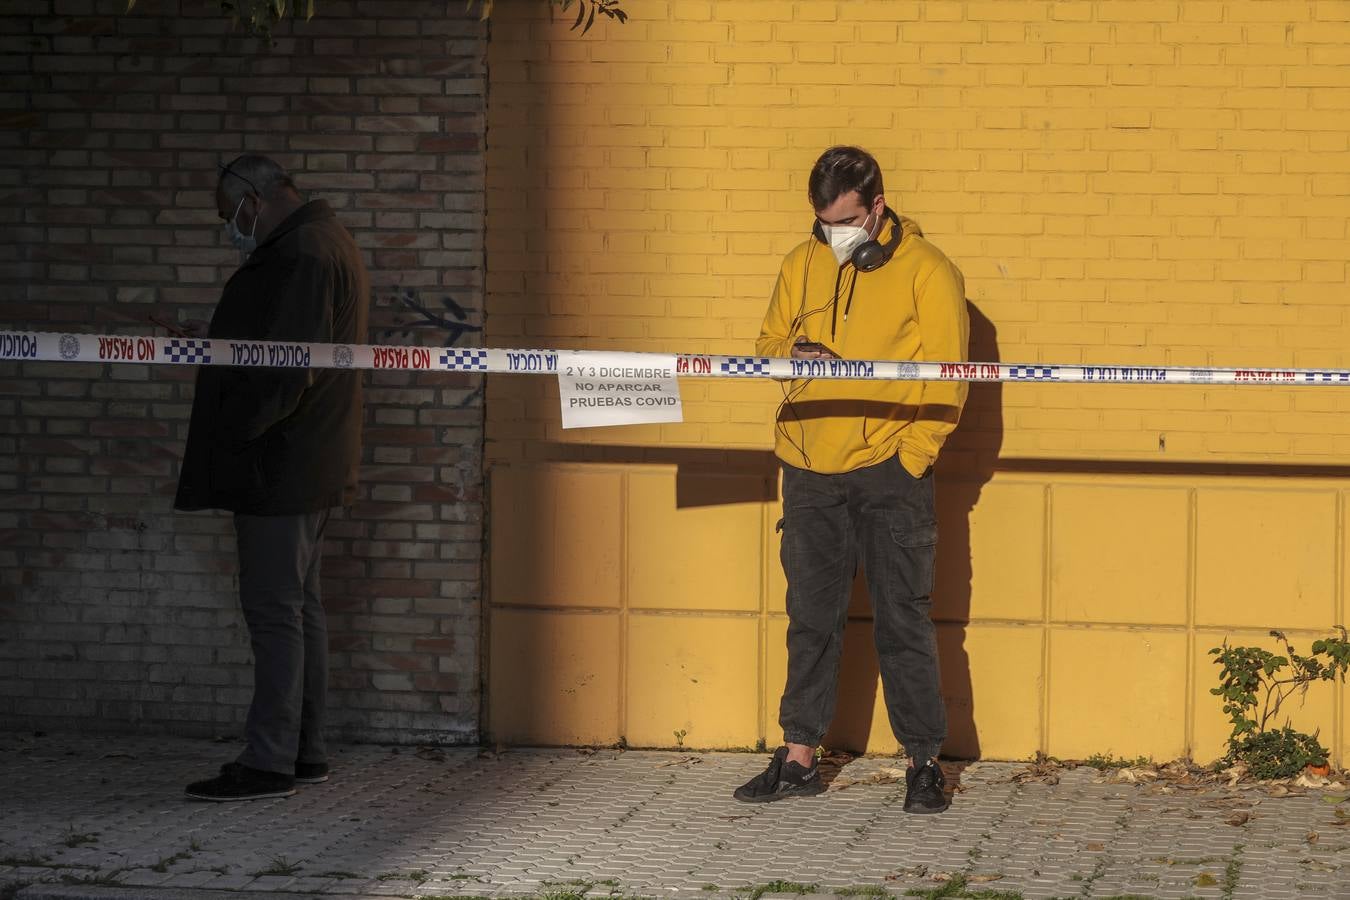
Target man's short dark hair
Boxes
[217,154,297,205]
[808,146,884,211]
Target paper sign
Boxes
[557,351,684,429]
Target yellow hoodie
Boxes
[756,214,970,477]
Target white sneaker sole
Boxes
[184,787,297,802]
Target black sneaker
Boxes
[733,746,826,803]
[185,762,296,802]
[295,762,330,784]
[903,759,949,814]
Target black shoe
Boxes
[733,746,826,803]
[903,759,949,814]
[295,762,330,784]
[185,762,296,802]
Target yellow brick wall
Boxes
[484,0,1350,763]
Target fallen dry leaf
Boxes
[1226,811,1251,826]
[826,766,908,792]
[1085,842,1106,851]
[967,874,1003,883]
[1203,799,1241,808]
[656,755,702,768]
[885,865,928,880]
[818,750,857,767]
[1002,752,1071,785]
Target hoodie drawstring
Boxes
[829,266,843,340]
[841,270,859,325]
[829,265,860,341]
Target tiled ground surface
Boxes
[1,733,1346,899]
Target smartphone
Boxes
[794,339,838,358]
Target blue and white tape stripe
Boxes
[1,331,1347,386]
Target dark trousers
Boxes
[778,456,946,761]
[233,510,331,775]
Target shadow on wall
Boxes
[823,301,1002,759]
[490,301,1005,757]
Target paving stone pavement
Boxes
[1,733,1347,900]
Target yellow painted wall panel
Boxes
[1195,489,1337,630]
[626,469,765,612]
[1047,628,1188,761]
[626,613,760,749]
[763,614,787,744]
[490,465,623,608]
[940,624,1044,761]
[1050,485,1189,626]
[936,478,1045,623]
[489,609,621,746]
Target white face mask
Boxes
[225,196,258,262]
[820,212,876,266]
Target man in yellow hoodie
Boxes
[733,147,969,814]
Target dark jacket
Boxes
[175,200,370,515]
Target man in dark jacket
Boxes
[179,155,369,801]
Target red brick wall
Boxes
[0,0,486,744]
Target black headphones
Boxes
[811,205,904,272]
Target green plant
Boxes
[745,883,818,900]
[58,872,126,887]
[474,0,628,33]
[251,855,302,877]
[61,826,99,847]
[902,877,1023,900]
[1210,627,1350,778]
[1230,727,1328,779]
[1081,753,1152,771]
[150,848,194,873]
[126,0,314,36]
[126,0,627,38]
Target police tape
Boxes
[2,330,1347,386]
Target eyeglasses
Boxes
[216,162,260,221]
